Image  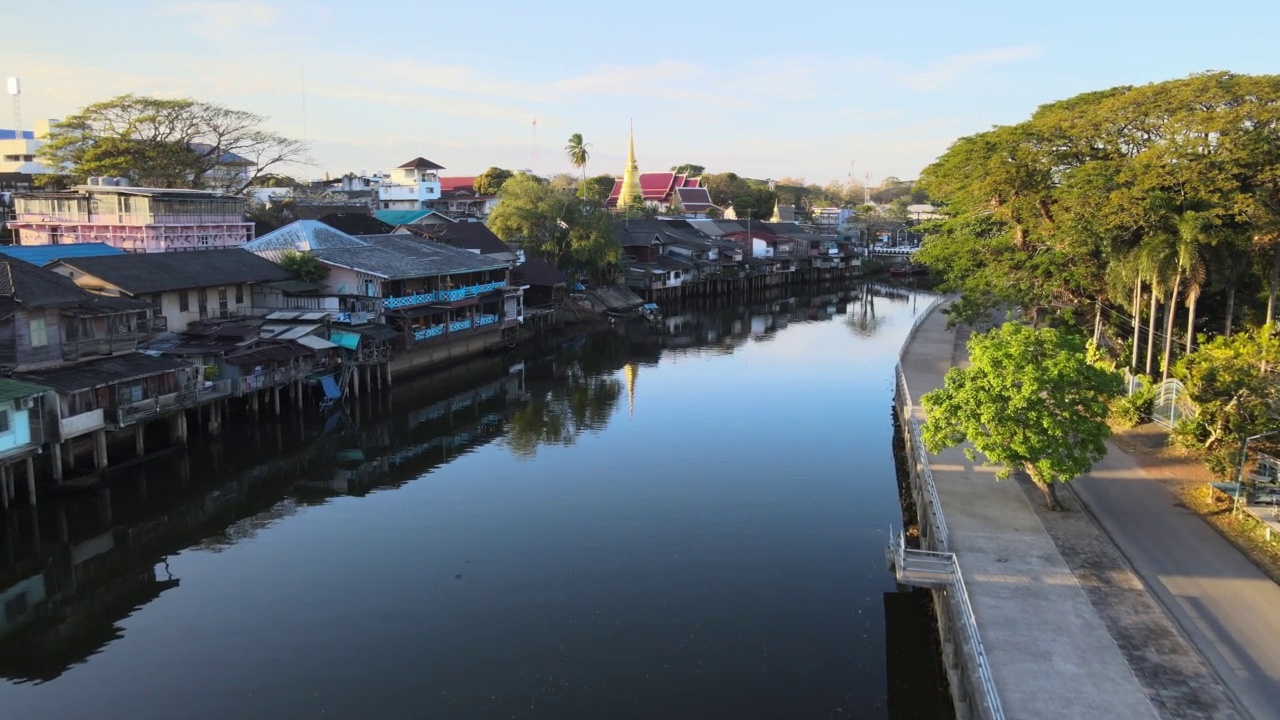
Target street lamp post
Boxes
[1234,430,1280,514]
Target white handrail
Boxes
[893,293,1004,720]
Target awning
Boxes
[329,329,361,350]
[295,335,339,351]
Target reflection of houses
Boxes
[9,185,254,252]
[47,249,292,332]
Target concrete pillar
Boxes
[1,466,10,511]
[25,456,35,507]
[135,424,146,458]
[295,380,304,410]
[273,386,281,416]
[250,391,260,416]
[93,429,108,471]
[51,442,64,483]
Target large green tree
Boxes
[918,71,1280,362]
[487,173,621,282]
[670,163,705,176]
[473,166,515,195]
[921,323,1122,509]
[37,94,306,193]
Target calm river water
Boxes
[0,282,951,719]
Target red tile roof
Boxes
[397,157,445,170]
[606,174,706,205]
[439,176,477,192]
[639,172,676,200]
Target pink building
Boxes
[10,185,253,253]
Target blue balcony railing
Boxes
[382,280,508,309]
[476,314,499,327]
[449,319,472,332]
[414,325,445,341]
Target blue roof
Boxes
[0,129,35,141]
[374,210,452,226]
[0,243,127,266]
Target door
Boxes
[197,288,209,318]
[218,287,229,317]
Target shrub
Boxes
[1110,375,1155,428]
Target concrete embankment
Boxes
[896,303,1159,720]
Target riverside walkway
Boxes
[900,305,1158,720]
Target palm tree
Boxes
[564,133,591,197]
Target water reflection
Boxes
[0,281,946,719]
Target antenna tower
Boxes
[864,171,873,205]
[530,118,540,173]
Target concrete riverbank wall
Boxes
[891,299,1158,720]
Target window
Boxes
[179,290,190,312]
[235,284,244,304]
[0,410,9,433]
[28,316,47,347]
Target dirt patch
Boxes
[1111,423,1280,586]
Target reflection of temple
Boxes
[625,364,637,418]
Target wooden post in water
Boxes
[93,429,108,471]
[135,424,146,458]
[25,456,35,507]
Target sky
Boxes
[1,0,1276,186]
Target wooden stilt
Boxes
[93,429,108,471]
[135,424,146,458]
[25,456,35,507]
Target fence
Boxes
[1123,371,1197,429]
[893,293,1005,720]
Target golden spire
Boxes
[769,198,781,222]
[625,362,637,417]
[618,121,642,209]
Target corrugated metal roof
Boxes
[53,250,291,295]
[0,243,126,266]
[18,353,192,392]
[0,378,51,404]
[294,335,338,350]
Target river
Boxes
[0,281,952,719]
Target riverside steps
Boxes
[896,302,1158,720]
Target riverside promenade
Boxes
[900,305,1159,719]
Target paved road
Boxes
[1075,446,1280,720]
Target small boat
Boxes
[640,303,663,322]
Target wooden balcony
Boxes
[109,380,233,429]
[61,317,168,362]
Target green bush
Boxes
[1111,375,1155,428]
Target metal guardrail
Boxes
[893,294,1005,720]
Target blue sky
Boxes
[1,0,1275,185]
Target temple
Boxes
[606,126,715,217]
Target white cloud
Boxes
[161,1,282,38]
[902,45,1044,91]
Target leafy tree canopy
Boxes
[474,167,515,195]
[670,163,705,176]
[36,94,307,193]
[582,174,616,205]
[487,173,622,283]
[278,250,330,282]
[1173,325,1280,475]
[921,323,1121,509]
